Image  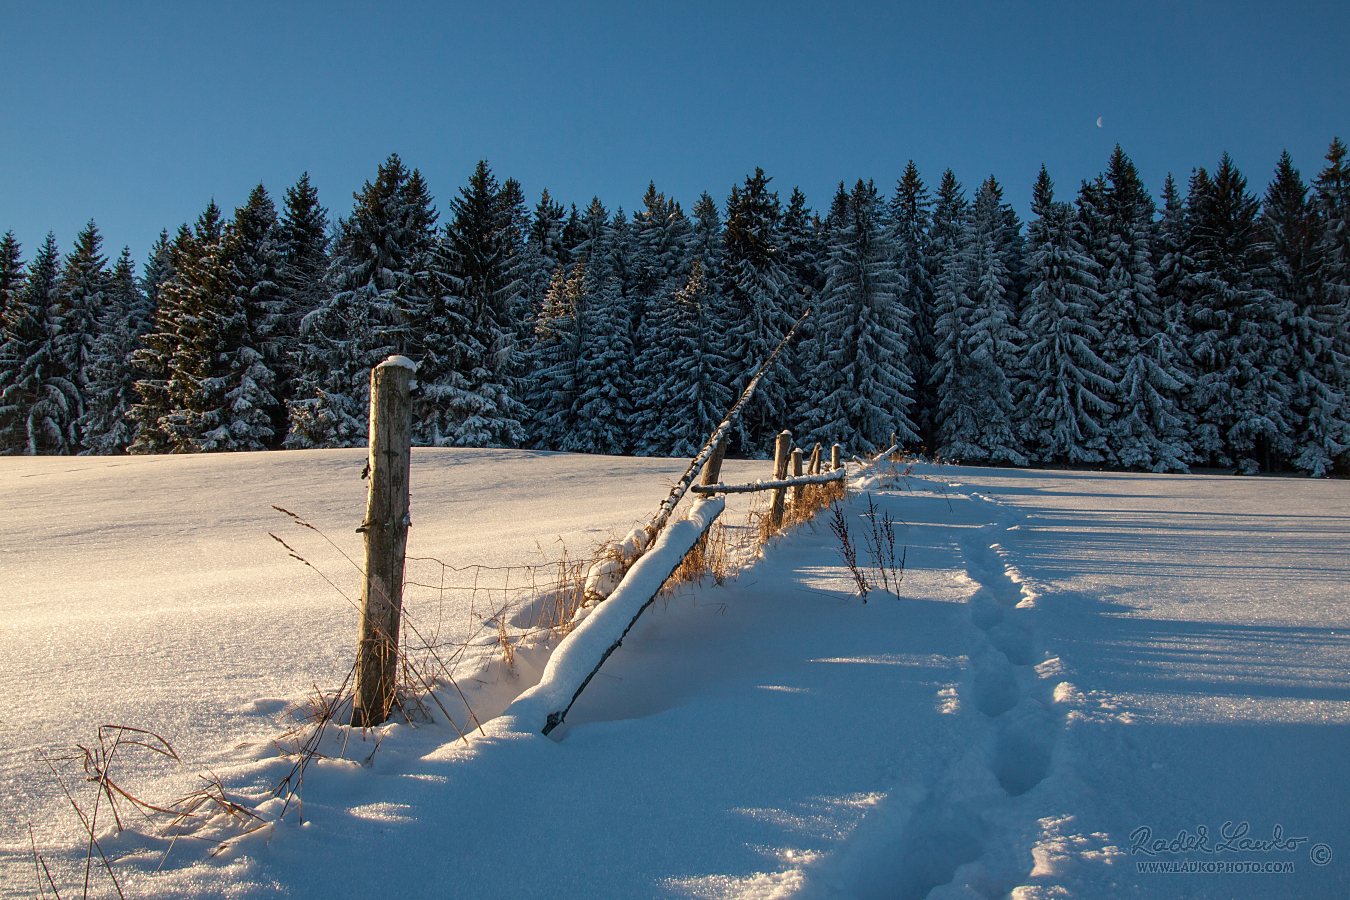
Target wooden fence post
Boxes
[351,356,415,728]
[791,447,804,510]
[699,433,728,489]
[768,430,792,531]
[809,443,821,475]
[831,443,841,471]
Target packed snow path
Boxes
[2,453,1347,898]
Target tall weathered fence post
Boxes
[768,430,792,531]
[791,446,805,510]
[351,355,415,728]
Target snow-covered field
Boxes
[2,450,1347,898]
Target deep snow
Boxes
[2,450,1347,899]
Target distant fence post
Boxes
[768,430,792,531]
[791,446,804,509]
[351,356,415,728]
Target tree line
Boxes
[1,140,1347,475]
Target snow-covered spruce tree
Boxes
[782,186,824,307]
[286,155,431,448]
[495,176,533,362]
[888,161,938,449]
[568,261,635,455]
[525,261,587,449]
[41,222,111,453]
[720,168,796,457]
[519,188,570,343]
[1151,172,1197,387]
[1279,141,1350,475]
[128,225,196,453]
[0,231,27,425]
[801,178,915,454]
[567,209,636,455]
[1,223,111,454]
[195,183,285,452]
[419,160,527,448]
[1313,138,1350,475]
[928,172,971,460]
[79,248,152,453]
[1090,147,1191,470]
[1185,155,1291,473]
[933,177,1026,464]
[0,231,23,332]
[275,172,331,421]
[959,178,1026,463]
[0,232,50,454]
[647,259,733,457]
[632,183,696,456]
[130,198,279,453]
[1017,167,1115,464]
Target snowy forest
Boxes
[1,141,1348,476]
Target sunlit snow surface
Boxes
[2,451,1347,899]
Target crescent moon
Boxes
[1097,117,1103,128]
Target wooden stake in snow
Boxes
[791,446,805,509]
[700,434,728,489]
[768,430,792,531]
[831,443,842,472]
[352,356,416,728]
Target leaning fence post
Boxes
[809,443,821,475]
[768,430,792,531]
[351,355,416,728]
[700,433,728,488]
[831,443,842,471]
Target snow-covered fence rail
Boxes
[502,495,727,736]
[689,468,847,495]
[502,314,816,736]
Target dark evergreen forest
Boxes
[2,142,1348,476]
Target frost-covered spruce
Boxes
[417,161,526,448]
[198,183,285,452]
[645,260,732,457]
[888,161,938,448]
[802,179,915,454]
[0,231,24,338]
[631,184,695,455]
[1087,148,1191,470]
[1275,143,1350,475]
[287,155,432,449]
[569,271,635,455]
[565,210,635,455]
[720,168,796,457]
[2,223,111,455]
[935,177,1025,465]
[0,233,61,454]
[274,173,331,417]
[525,261,586,449]
[1185,155,1292,473]
[1018,167,1115,464]
[518,188,570,347]
[79,248,152,454]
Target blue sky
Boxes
[2,1,1347,266]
